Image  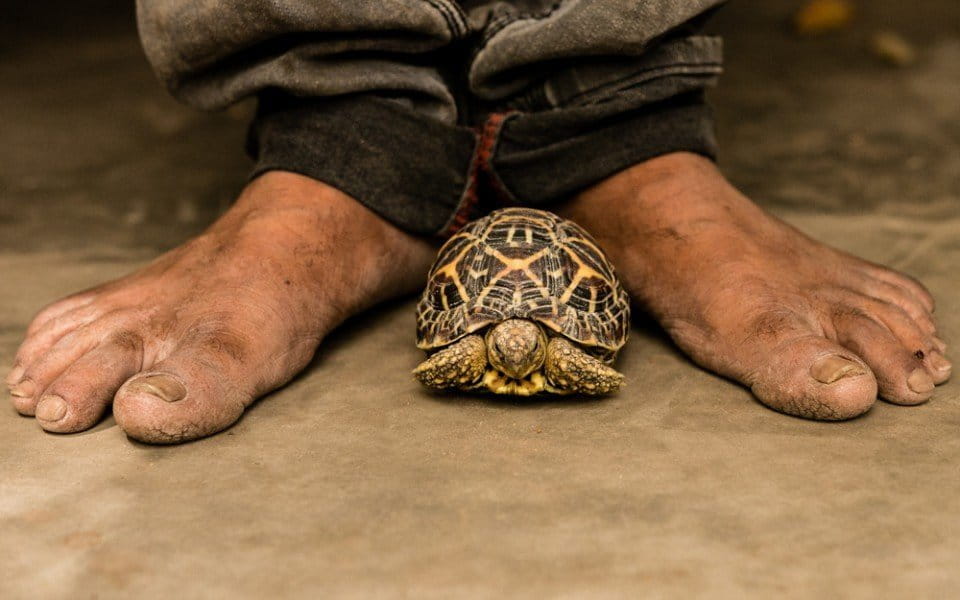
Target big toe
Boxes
[747,336,878,421]
[114,340,253,444]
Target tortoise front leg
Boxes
[545,337,624,395]
[413,335,487,391]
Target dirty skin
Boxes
[558,152,951,420]
[6,153,952,442]
[6,172,436,443]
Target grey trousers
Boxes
[138,1,725,236]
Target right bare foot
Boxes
[6,172,436,443]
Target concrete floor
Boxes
[2,2,959,598]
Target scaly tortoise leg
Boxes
[544,337,624,395]
[413,335,486,391]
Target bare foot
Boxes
[6,172,435,442]
[558,152,951,420]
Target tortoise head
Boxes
[485,319,547,380]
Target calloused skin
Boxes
[558,152,951,419]
[6,172,436,443]
[6,153,952,442]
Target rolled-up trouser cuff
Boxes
[247,93,477,236]
[248,87,716,238]
[489,89,718,207]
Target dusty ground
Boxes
[2,1,959,598]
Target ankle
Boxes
[223,171,347,230]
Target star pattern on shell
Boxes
[416,208,630,360]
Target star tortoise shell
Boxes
[416,207,630,356]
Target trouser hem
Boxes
[489,90,718,205]
[247,88,717,238]
[247,93,477,236]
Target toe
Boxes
[932,336,948,354]
[857,277,937,335]
[861,263,936,313]
[833,310,936,405]
[926,351,952,385]
[5,362,26,388]
[747,334,878,421]
[673,308,878,421]
[9,377,39,415]
[11,304,100,380]
[835,291,941,361]
[9,328,99,416]
[35,333,143,433]
[25,292,96,338]
[113,333,255,444]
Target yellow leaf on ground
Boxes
[793,0,855,35]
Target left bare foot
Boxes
[558,152,950,420]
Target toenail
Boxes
[932,337,948,353]
[927,352,951,374]
[127,375,186,403]
[36,396,67,422]
[907,369,935,394]
[810,355,866,384]
[9,379,37,399]
[6,364,25,386]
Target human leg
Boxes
[7,0,479,441]
[460,1,950,418]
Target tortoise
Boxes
[413,207,630,396]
